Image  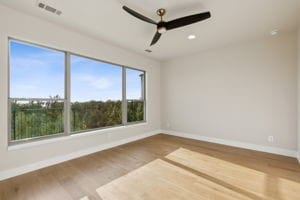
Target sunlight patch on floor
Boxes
[97,158,254,200]
[80,196,90,200]
[96,148,300,200]
[166,148,300,200]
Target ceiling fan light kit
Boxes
[122,6,211,46]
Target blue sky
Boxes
[10,40,143,102]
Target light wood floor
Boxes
[0,134,300,200]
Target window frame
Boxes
[7,37,146,146]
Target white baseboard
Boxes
[0,130,161,181]
[1,129,297,181]
[162,130,297,158]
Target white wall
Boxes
[0,5,161,175]
[298,27,300,161]
[161,32,297,151]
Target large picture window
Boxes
[8,39,146,144]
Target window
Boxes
[126,68,145,123]
[9,40,65,141]
[8,39,146,144]
[70,55,122,132]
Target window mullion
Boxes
[143,72,146,121]
[122,66,127,125]
[64,52,71,135]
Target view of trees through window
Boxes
[11,99,64,140]
[9,40,146,142]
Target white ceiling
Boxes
[1,0,300,61]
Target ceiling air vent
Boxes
[45,5,56,13]
[37,1,62,16]
[38,2,45,8]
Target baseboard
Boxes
[1,129,297,181]
[162,130,297,158]
[0,130,161,181]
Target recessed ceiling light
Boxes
[188,35,196,40]
[270,29,279,36]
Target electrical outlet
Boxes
[268,136,274,143]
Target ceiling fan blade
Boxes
[166,12,211,30]
[150,32,162,46]
[123,6,157,25]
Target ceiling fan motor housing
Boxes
[157,21,167,33]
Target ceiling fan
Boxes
[122,6,211,46]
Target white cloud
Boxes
[77,75,112,90]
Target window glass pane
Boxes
[126,68,145,122]
[11,100,64,141]
[9,40,65,141]
[71,55,122,132]
[126,68,144,99]
[127,100,144,122]
[9,40,64,98]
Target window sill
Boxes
[8,121,147,151]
